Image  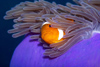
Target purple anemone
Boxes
[10,32,100,67]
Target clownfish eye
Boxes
[49,25,51,27]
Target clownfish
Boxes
[41,22,65,44]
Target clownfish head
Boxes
[41,22,65,44]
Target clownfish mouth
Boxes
[41,22,65,44]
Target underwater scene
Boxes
[1,0,100,67]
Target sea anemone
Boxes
[10,33,100,67]
[4,0,100,58]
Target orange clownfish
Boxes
[41,22,65,44]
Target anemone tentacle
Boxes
[4,0,100,58]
